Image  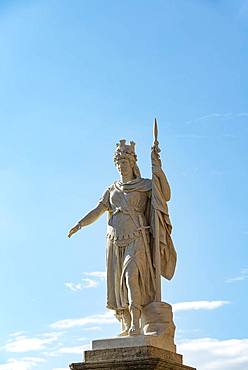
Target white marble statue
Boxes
[68,120,177,340]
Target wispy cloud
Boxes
[56,344,89,354]
[173,300,230,312]
[65,278,97,291]
[186,112,248,125]
[178,337,248,370]
[50,311,115,330]
[65,271,106,292]
[80,278,98,288]
[51,301,228,330]
[3,333,60,353]
[79,326,102,332]
[84,271,106,279]
[226,268,248,283]
[237,112,248,117]
[64,282,82,292]
[0,357,45,370]
[9,332,26,338]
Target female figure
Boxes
[68,139,176,336]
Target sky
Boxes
[0,0,248,369]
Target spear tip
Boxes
[153,118,158,143]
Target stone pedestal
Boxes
[69,338,196,370]
[92,334,175,352]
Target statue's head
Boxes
[114,140,141,178]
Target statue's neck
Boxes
[120,174,135,183]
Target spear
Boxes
[152,118,161,301]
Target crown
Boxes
[114,139,137,163]
[116,139,136,154]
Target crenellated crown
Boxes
[114,139,137,164]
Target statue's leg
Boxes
[125,260,141,335]
[118,308,131,336]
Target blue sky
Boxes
[0,1,248,369]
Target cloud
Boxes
[0,357,45,370]
[81,278,98,288]
[226,268,248,283]
[64,282,82,292]
[84,271,106,279]
[56,344,89,354]
[186,113,232,125]
[9,331,26,337]
[3,333,60,353]
[79,326,102,332]
[237,112,248,117]
[65,271,106,292]
[65,278,97,291]
[173,300,229,312]
[186,112,248,125]
[51,301,229,330]
[178,337,248,370]
[50,311,115,330]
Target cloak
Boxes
[115,174,177,280]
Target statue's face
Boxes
[117,158,132,177]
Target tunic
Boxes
[99,179,154,311]
[98,176,177,312]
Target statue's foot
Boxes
[128,325,141,336]
[119,329,129,337]
[119,308,131,336]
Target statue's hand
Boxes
[151,145,161,168]
[68,224,80,238]
[152,164,162,176]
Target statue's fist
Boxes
[151,152,161,168]
[151,145,161,163]
[68,225,80,238]
[152,164,162,175]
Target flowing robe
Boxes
[99,176,176,311]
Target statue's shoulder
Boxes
[140,177,152,188]
[107,182,116,192]
[141,177,152,184]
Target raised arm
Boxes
[154,166,171,201]
[68,202,107,238]
[151,146,171,202]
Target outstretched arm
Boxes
[68,203,107,238]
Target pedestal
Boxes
[69,337,196,370]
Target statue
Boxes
[68,120,177,342]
